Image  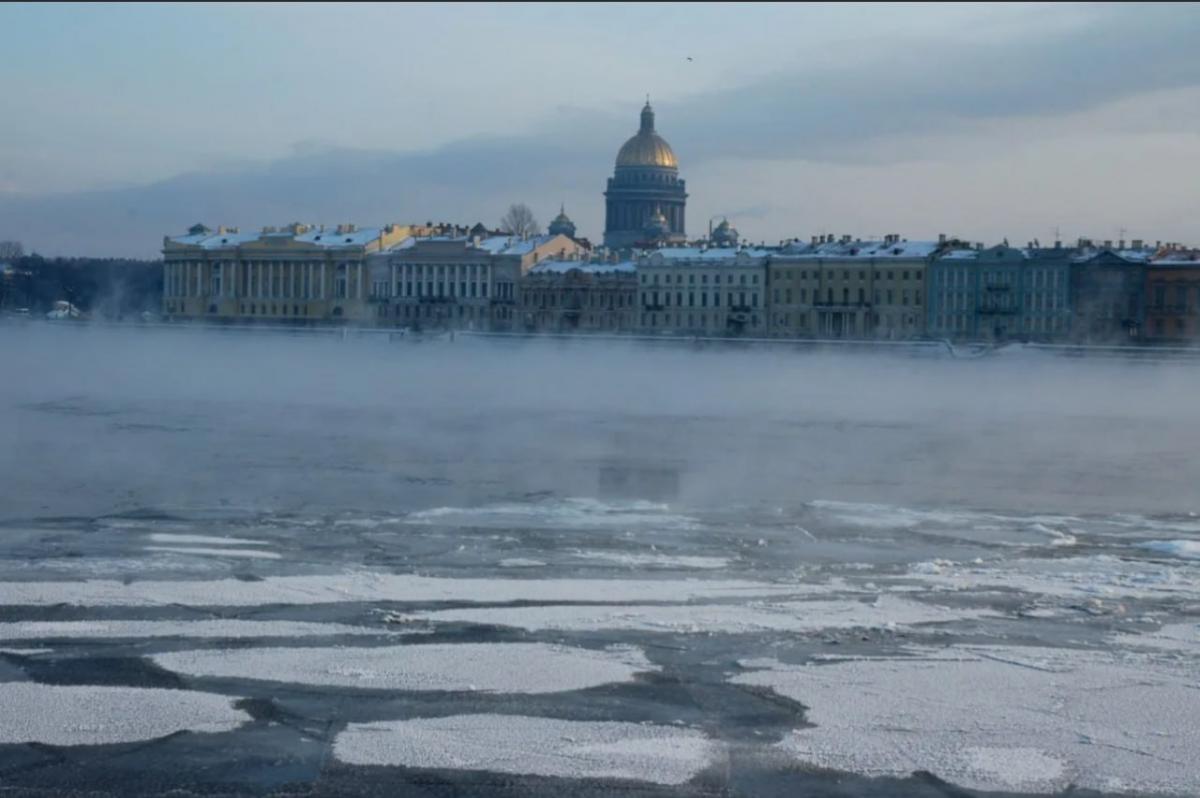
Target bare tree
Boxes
[499,204,541,238]
[0,241,23,261]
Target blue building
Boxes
[927,244,1072,342]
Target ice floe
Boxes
[0,683,247,745]
[0,619,396,641]
[1109,622,1200,655]
[1141,539,1200,560]
[498,558,546,568]
[396,595,992,634]
[902,555,1200,601]
[406,498,699,530]
[571,551,730,569]
[146,533,268,546]
[143,546,281,560]
[734,644,1200,795]
[333,714,717,785]
[0,572,797,607]
[154,642,656,693]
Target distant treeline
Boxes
[1,255,163,318]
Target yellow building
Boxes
[162,222,426,325]
[768,235,946,339]
[636,246,772,337]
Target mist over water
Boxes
[4,324,1199,520]
[2,324,1199,797]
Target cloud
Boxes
[3,4,1198,257]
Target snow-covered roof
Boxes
[167,231,261,249]
[938,249,981,261]
[780,239,942,259]
[167,225,393,250]
[644,246,772,264]
[1071,248,1155,264]
[529,259,636,275]
[476,233,560,256]
[293,227,388,248]
[1149,252,1200,266]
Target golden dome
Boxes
[615,102,678,169]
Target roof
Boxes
[167,225,392,250]
[644,246,772,264]
[780,239,943,260]
[1071,248,1154,264]
[167,230,262,249]
[476,233,560,256]
[529,259,636,275]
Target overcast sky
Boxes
[2,2,1198,257]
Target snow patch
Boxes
[333,714,716,785]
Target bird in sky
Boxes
[686,56,693,61]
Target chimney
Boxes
[1133,239,1143,250]
[1054,240,1062,249]
[1103,240,1112,249]
[938,233,946,244]
[1118,239,1125,250]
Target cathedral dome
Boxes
[615,102,678,169]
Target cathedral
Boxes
[603,102,687,249]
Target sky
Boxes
[1,2,1198,257]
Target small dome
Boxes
[712,218,739,246]
[615,102,678,169]
[644,206,671,239]
[548,205,576,237]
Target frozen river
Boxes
[0,324,1197,797]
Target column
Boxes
[320,263,326,299]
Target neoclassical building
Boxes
[161,222,423,325]
[603,102,687,249]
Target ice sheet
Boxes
[0,619,396,641]
[333,714,717,785]
[571,551,731,569]
[735,645,1200,795]
[1141,540,1200,560]
[143,546,281,560]
[146,533,268,546]
[0,683,247,745]
[154,642,656,693]
[0,572,798,607]
[398,595,992,634]
[406,498,699,530]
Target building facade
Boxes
[1143,249,1200,342]
[1069,247,1149,343]
[927,245,1072,342]
[603,103,687,250]
[768,236,939,339]
[370,233,588,332]
[162,222,420,325]
[636,247,770,336]
[520,259,637,333]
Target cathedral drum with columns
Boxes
[603,102,687,249]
